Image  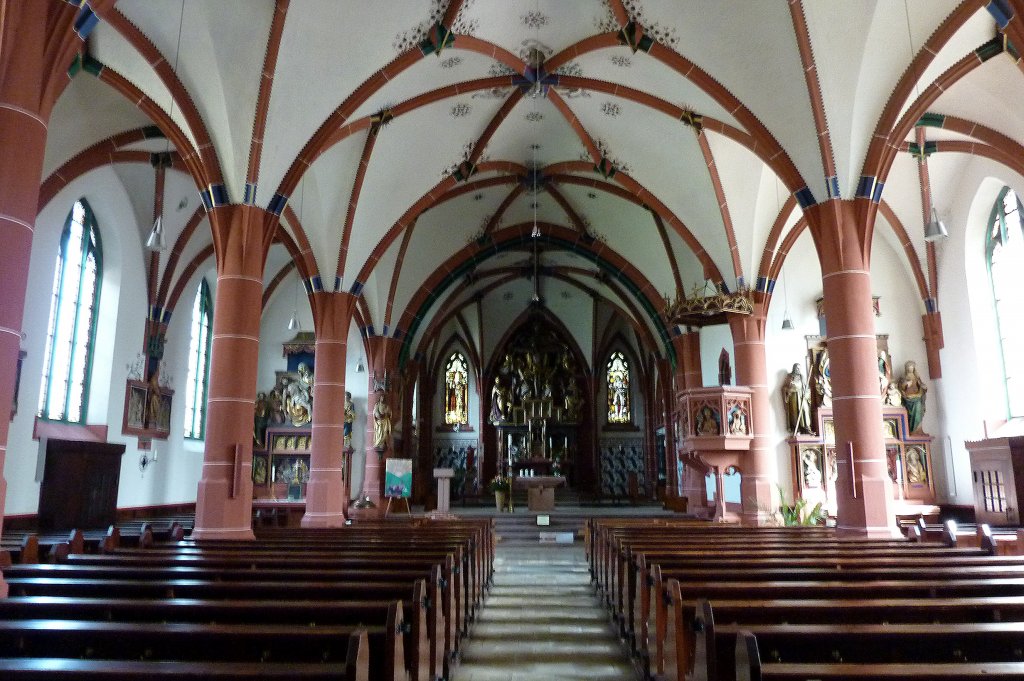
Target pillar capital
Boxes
[209,204,278,279]
[310,291,358,341]
[804,199,873,275]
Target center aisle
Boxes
[452,541,638,681]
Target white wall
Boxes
[930,166,1024,505]
[6,167,209,516]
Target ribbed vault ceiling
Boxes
[43,0,1024,360]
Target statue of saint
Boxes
[878,350,892,395]
[884,381,903,407]
[815,350,832,408]
[803,449,822,488]
[267,386,285,425]
[728,407,748,435]
[563,377,581,422]
[898,360,927,433]
[253,392,270,448]
[343,391,356,447]
[782,363,812,435]
[905,448,927,484]
[696,406,719,435]
[283,364,314,426]
[372,389,392,449]
[489,377,510,423]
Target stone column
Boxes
[729,313,775,524]
[192,205,275,540]
[811,200,897,536]
[350,335,401,517]
[0,2,64,596]
[676,331,706,512]
[301,292,356,527]
[680,330,702,390]
[657,357,677,503]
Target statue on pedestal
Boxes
[490,377,510,423]
[372,389,392,449]
[782,363,813,435]
[898,360,928,434]
[253,392,270,448]
[343,391,356,447]
[284,362,313,426]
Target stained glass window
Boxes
[38,199,102,423]
[183,279,213,438]
[444,352,469,425]
[988,187,1024,417]
[607,351,631,423]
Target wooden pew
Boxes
[735,632,1024,681]
[4,565,439,681]
[587,519,1024,681]
[631,547,1024,663]
[0,629,367,680]
[106,543,472,631]
[64,548,460,664]
[4,578,425,681]
[688,598,1024,679]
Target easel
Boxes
[384,496,412,517]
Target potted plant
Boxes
[488,475,512,512]
[772,485,827,526]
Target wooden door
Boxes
[972,453,1018,526]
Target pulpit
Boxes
[677,386,754,520]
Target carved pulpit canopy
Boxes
[664,281,753,327]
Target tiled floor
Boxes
[452,543,639,681]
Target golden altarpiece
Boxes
[488,322,584,493]
[250,332,333,501]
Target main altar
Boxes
[488,320,585,503]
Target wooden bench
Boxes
[692,598,1024,679]
[67,548,462,659]
[587,519,1024,681]
[4,577,430,681]
[632,548,1024,659]
[5,563,440,681]
[0,621,379,680]
[733,626,1024,681]
[117,542,478,628]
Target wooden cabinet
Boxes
[966,437,1024,526]
[38,438,125,531]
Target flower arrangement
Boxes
[487,475,512,494]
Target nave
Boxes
[453,542,636,681]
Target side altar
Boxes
[250,332,353,502]
[783,334,935,516]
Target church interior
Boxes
[4,1,1024,678]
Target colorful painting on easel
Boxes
[384,458,413,498]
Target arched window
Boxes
[183,279,213,438]
[444,352,469,425]
[988,187,1024,417]
[37,199,102,423]
[607,351,631,423]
